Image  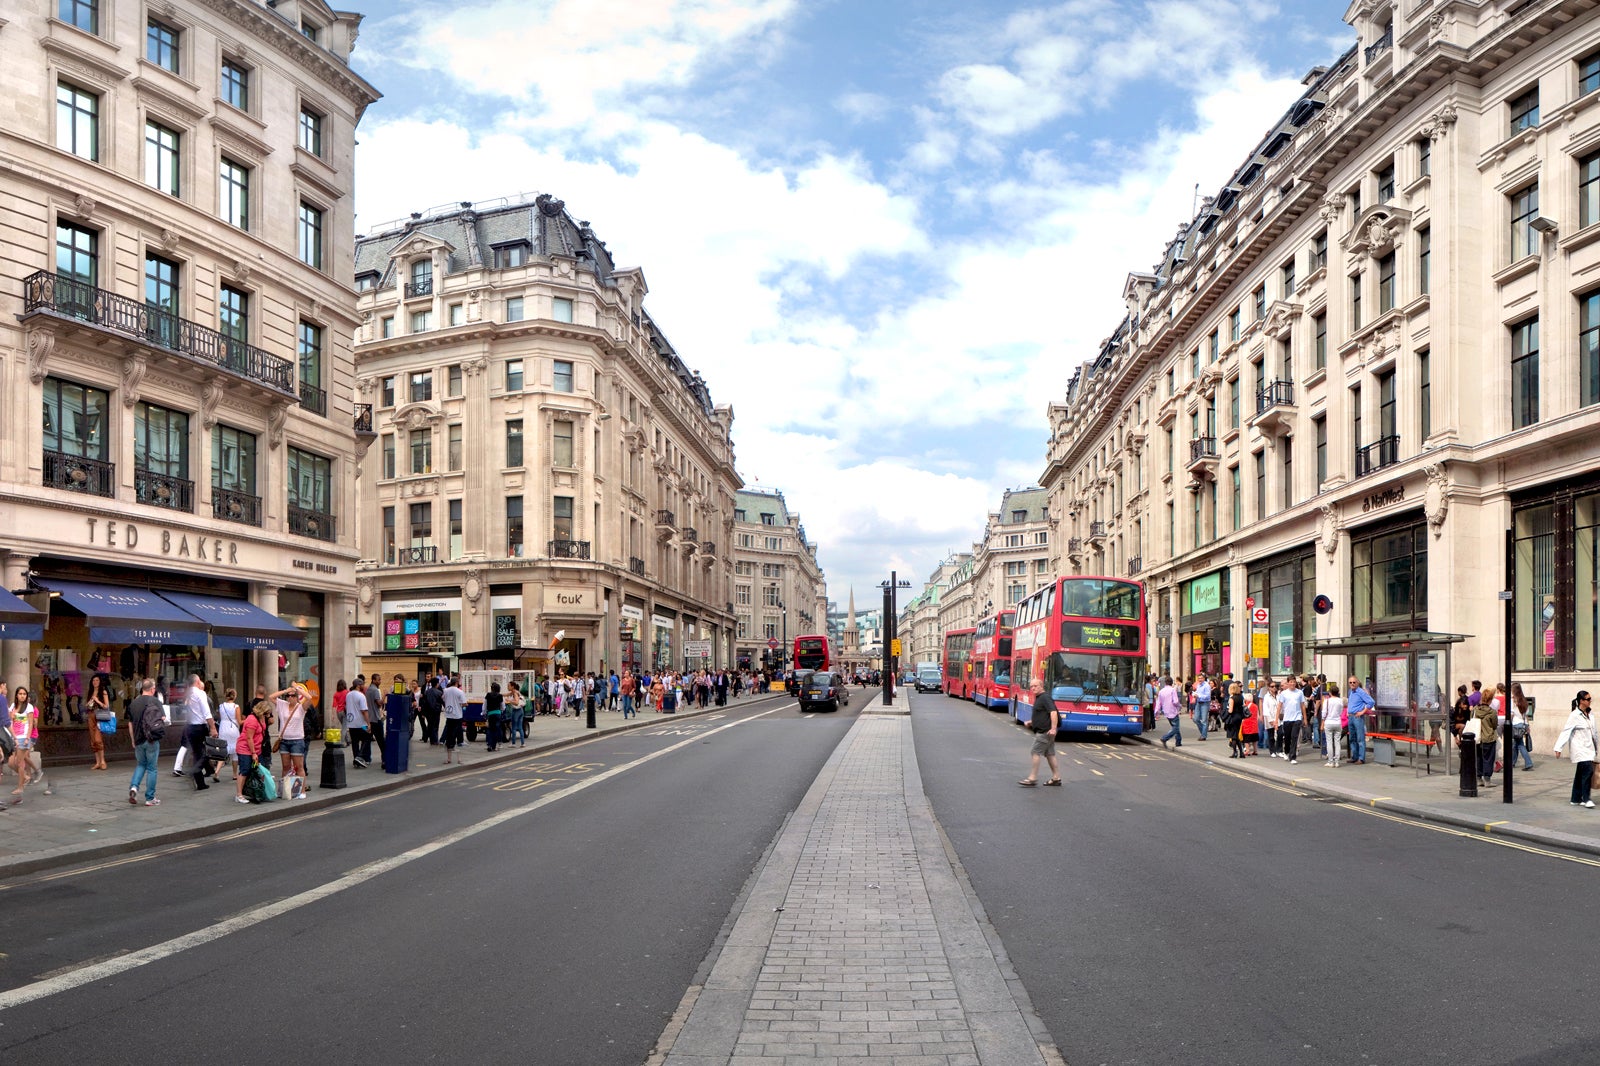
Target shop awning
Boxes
[1306,631,1471,654]
[158,591,306,652]
[40,580,209,645]
[0,587,46,640]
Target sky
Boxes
[346,0,1355,604]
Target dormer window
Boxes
[406,259,432,299]
[355,272,379,292]
[300,20,320,44]
[495,243,529,269]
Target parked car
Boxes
[798,671,851,712]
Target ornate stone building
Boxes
[0,0,378,750]
[1041,0,1600,747]
[730,487,828,672]
[351,195,739,676]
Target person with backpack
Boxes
[126,678,166,806]
[234,700,267,804]
[1018,676,1061,787]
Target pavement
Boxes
[1139,719,1600,856]
[0,695,775,878]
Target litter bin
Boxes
[383,690,411,774]
[1458,736,1477,797]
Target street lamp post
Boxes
[880,571,912,706]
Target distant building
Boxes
[730,488,827,671]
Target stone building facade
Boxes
[730,487,828,672]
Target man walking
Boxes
[418,678,443,745]
[1193,673,1212,741]
[345,678,371,768]
[1018,676,1062,787]
[441,676,466,763]
[365,675,386,769]
[181,674,216,790]
[1156,675,1183,748]
[1346,676,1375,764]
[1277,676,1306,764]
[127,678,165,806]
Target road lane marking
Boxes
[1336,804,1600,867]
[0,708,778,1012]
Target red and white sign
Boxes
[767,638,780,650]
[1250,607,1270,626]
[1245,596,1256,609]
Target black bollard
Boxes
[586,702,597,729]
[1458,736,1477,797]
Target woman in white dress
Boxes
[217,687,241,781]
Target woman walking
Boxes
[1322,682,1345,767]
[1224,681,1245,758]
[9,686,41,802]
[1475,690,1500,788]
[217,688,242,781]
[1510,682,1534,770]
[85,673,112,770]
[484,682,503,751]
[1553,690,1598,808]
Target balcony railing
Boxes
[701,540,716,556]
[1128,556,1143,576]
[655,509,676,527]
[135,468,194,512]
[1355,435,1400,477]
[23,272,295,395]
[629,556,646,576]
[299,381,327,416]
[1189,436,1219,463]
[1255,380,1294,415]
[550,539,591,560]
[397,545,438,565]
[354,403,374,435]
[1068,537,1084,556]
[43,449,113,498]
[212,487,262,526]
[681,526,699,543]
[1364,25,1393,63]
[1088,521,1107,541]
[287,504,336,542]
[404,277,433,299]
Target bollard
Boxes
[1458,736,1477,797]
[586,702,597,729]
[320,742,347,790]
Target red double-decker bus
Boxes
[1010,576,1146,735]
[793,634,829,672]
[942,627,976,699]
[971,609,1015,711]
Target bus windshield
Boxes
[1045,652,1144,705]
[1059,579,1142,620]
[991,660,1011,686]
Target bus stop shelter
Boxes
[1306,630,1470,776]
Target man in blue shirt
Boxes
[1193,675,1212,741]
[1346,676,1376,764]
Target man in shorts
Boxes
[1019,676,1062,787]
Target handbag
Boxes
[0,722,13,758]
[97,718,117,735]
[203,735,229,762]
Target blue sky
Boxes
[347,0,1355,601]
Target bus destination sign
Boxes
[1060,621,1141,652]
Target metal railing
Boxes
[23,272,295,394]
[299,381,327,416]
[1355,435,1400,476]
[1089,521,1107,540]
[1189,436,1219,462]
[43,449,113,497]
[354,403,374,435]
[397,545,438,565]
[404,277,433,299]
[550,539,591,559]
[135,468,194,512]
[701,540,716,556]
[1256,380,1294,415]
[288,504,336,542]
[655,509,676,527]
[1128,556,1143,576]
[1068,537,1084,555]
[1364,25,1393,63]
[681,526,699,543]
[212,487,262,526]
[629,556,646,576]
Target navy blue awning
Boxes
[0,587,45,641]
[158,592,305,652]
[40,580,208,645]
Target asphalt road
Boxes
[0,691,861,1065]
[911,688,1600,1066]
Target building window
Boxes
[1376,162,1395,204]
[288,447,332,515]
[135,401,190,493]
[505,360,523,392]
[449,304,464,327]
[1582,291,1600,409]
[409,502,431,547]
[449,499,463,559]
[300,19,320,43]
[218,284,249,346]
[55,82,98,160]
[448,364,463,397]
[212,424,256,499]
[447,424,462,471]
[144,252,179,319]
[1377,369,1396,447]
[59,0,98,33]
[1349,184,1361,217]
[220,158,250,230]
[1509,86,1539,133]
[1580,152,1600,231]
[1352,519,1428,632]
[221,60,249,112]
[382,506,395,563]
[1230,465,1241,530]
[381,433,395,479]
[1281,259,1296,297]
[1209,330,1220,362]
[1254,451,1266,521]
[1514,484,1600,670]
[1417,226,1430,295]
[552,297,574,323]
[553,496,574,541]
[1417,137,1431,178]
[410,310,431,333]
[355,272,378,292]
[380,316,394,339]
[407,371,432,403]
[505,419,524,466]
[1314,415,1327,490]
[1311,230,1328,272]
[1352,382,1363,453]
[298,202,323,269]
[380,376,396,408]
[506,496,523,556]
[147,19,180,72]
[1418,350,1431,439]
[1313,311,1327,371]
[1512,317,1539,429]
[1281,439,1293,512]
[409,428,432,474]
[1229,308,1241,342]
[1253,284,1266,321]
[144,121,180,196]
[1350,273,1362,330]
[1190,350,1200,379]
[1511,184,1539,261]
[553,360,574,393]
[505,296,524,322]
[495,243,527,268]
[552,420,574,467]
[298,107,323,156]
[736,585,752,606]
[1228,378,1239,430]
[1582,51,1600,97]
[767,535,783,550]
[43,376,109,460]
[298,320,323,402]
[1377,252,1396,313]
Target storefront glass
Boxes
[1179,570,1230,678]
[278,588,324,708]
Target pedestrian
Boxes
[217,687,242,781]
[608,670,620,711]
[365,675,386,769]
[85,672,112,771]
[344,679,371,768]
[1018,676,1062,787]
[441,676,465,763]
[1510,682,1534,770]
[9,685,41,803]
[332,679,348,738]
[1476,687,1500,787]
[1346,676,1374,764]
[1240,686,1259,756]
[272,685,310,791]
[1156,676,1182,748]
[1277,676,1305,764]
[1192,674,1212,741]
[234,699,266,804]
[1450,684,1471,739]
[181,674,217,791]
[418,677,442,745]
[1322,682,1346,767]
[485,681,503,751]
[1224,681,1246,758]
[1554,690,1598,807]
[1260,677,1280,757]
[126,678,165,806]
[620,670,636,719]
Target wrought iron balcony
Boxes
[701,540,716,556]
[397,545,438,565]
[1088,521,1107,542]
[1187,435,1220,479]
[1364,25,1393,64]
[43,449,113,498]
[1252,380,1295,435]
[404,277,433,299]
[629,556,646,576]
[681,526,699,543]
[135,467,194,512]
[655,509,676,527]
[299,381,327,416]
[354,403,375,436]
[1068,536,1084,556]
[549,539,591,560]
[1128,556,1143,576]
[212,487,262,526]
[288,504,336,542]
[23,272,295,396]
[1355,435,1400,477]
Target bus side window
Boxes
[1012,659,1029,692]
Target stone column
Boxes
[253,583,280,695]
[3,552,33,691]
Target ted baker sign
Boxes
[85,517,240,565]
